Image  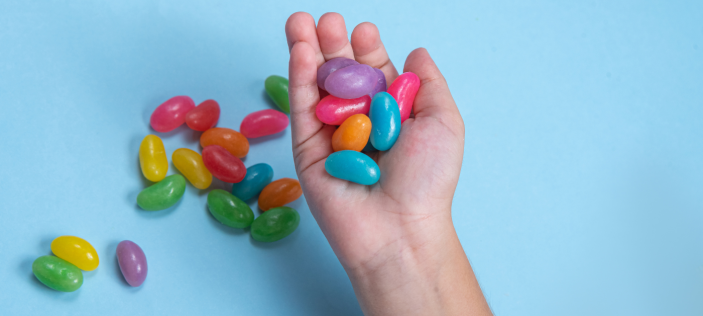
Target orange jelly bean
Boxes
[332,114,371,152]
[258,178,303,211]
[200,128,249,158]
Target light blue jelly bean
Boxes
[325,150,380,185]
[369,92,400,151]
[231,163,274,201]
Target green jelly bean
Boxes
[137,174,186,211]
[251,206,300,242]
[207,189,255,229]
[32,256,83,292]
[265,75,290,114]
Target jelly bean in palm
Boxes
[202,145,246,183]
[251,206,300,242]
[51,236,99,271]
[173,148,212,189]
[200,127,249,158]
[387,72,420,123]
[258,178,302,211]
[332,114,372,152]
[150,96,195,132]
[315,94,371,125]
[317,57,359,89]
[325,150,381,185]
[240,109,289,138]
[137,174,186,210]
[368,68,387,98]
[369,92,401,151]
[207,189,255,229]
[32,256,83,292]
[231,163,273,201]
[185,99,220,131]
[117,240,148,287]
[139,134,168,182]
[265,75,290,113]
[325,64,378,99]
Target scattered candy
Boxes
[369,92,401,151]
[202,145,246,183]
[258,178,302,211]
[240,109,289,138]
[316,94,371,125]
[137,174,186,210]
[51,236,99,271]
[387,72,420,123]
[368,68,387,98]
[325,150,381,185]
[317,57,359,90]
[139,134,168,182]
[207,189,255,229]
[200,127,249,159]
[231,163,274,201]
[32,256,83,292]
[265,75,290,113]
[325,64,378,99]
[173,148,212,189]
[150,96,195,132]
[117,240,148,287]
[332,114,372,152]
[250,206,300,242]
[185,99,220,131]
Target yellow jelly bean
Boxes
[139,135,168,182]
[50,236,99,271]
[173,148,212,189]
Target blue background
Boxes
[1,1,702,315]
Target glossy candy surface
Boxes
[231,163,273,201]
[117,240,147,287]
[265,75,290,113]
[315,95,371,125]
[332,114,372,152]
[368,68,387,98]
[139,134,168,182]
[258,178,302,211]
[387,72,420,123]
[250,206,300,242]
[240,109,289,138]
[325,150,381,185]
[150,96,195,132]
[207,189,254,228]
[137,174,186,210]
[317,57,359,89]
[32,256,83,292]
[200,128,249,158]
[325,64,378,99]
[185,99,220,131]
[51,236,99,271]
[369,92,401,151]
[173,148,212,189]
[202,145,246,183]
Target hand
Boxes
[285,12,491,316]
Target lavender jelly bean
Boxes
[324,64,378,99]
[117,240,148,287]
[317,57,359,90]
[368,68,387,98]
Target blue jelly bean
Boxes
[231,163,274,201]
[325,150,380,185]
[369,92,401,151]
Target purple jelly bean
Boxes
[368,68,387,98]
[117,240,148,287]
[325,64,378,99]
[317,57,359,90]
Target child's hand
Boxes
[285,12,491,316]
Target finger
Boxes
[350,22,399,85]
[316,12,355,61]
[285,12,325,67]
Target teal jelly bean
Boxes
[207,189,254,228]
[325,150,380,185]
[137,174,186,211]
[369,92,400,151]
[251,206,300,242]
[231,163,274,201]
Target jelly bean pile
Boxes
[316,57,420,185]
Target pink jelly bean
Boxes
[150,96,196,132]
[317,57,359,90]
[185,99,220,131]
[240,109,289,138]
[316,95,372,125]
[387,72,420,123]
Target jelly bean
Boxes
[137,174,186,210]
[265,75,290,113]
[231,163,274,201]
[332,114,372,152]
[150,96,195,132]
[258,178,302,211]
[32,256,83,292]
[200,127,249,158]
[202,145,246,183]
[139,134,168,182]
[387,72,420,123]
[50,236,99,271]
[207,189,255,229]
[369,92,401,151]
[185,99,220,131]
[325,64,378,99]
[362,135,378,152]
[315,94,371,125]
[173,148,212,189]
[317,57,359,90]
[117,240,148,287]
[250,206,300,242]
[240,109,289,138]
[325,150,381,185]
[368,68,387,98]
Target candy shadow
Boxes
[248,227,300,249]
[260,89,278,111]
[198,178,229,197]
[203,204,249,237]
[133,198,181,218]
[247,131,287,146]
[21,256,81,299]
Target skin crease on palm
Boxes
[286,12,492,316]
